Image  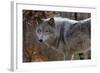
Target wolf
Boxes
[35,17,91,60]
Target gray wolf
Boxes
[35,17,91,60]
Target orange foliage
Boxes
[24,47,48,62]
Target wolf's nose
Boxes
[39,39,43,42]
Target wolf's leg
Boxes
[83,52,88,59]
[71,54,75,60]
[64,51,73,60]
[63,53,66,60]
[82,50,91,59]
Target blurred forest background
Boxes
[23,10,91,62]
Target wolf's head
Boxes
[36,17,55,43]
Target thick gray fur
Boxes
[36,17,91,60]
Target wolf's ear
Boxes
[48,18,55,27]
